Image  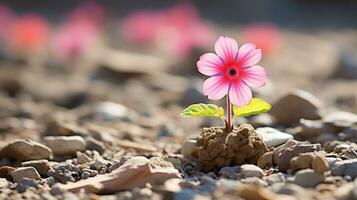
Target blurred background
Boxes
[0,0,356,141]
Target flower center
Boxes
[229,68,237,76]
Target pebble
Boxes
[256,127,293,147]
[182,139,197,159]
[257,151,273,169]
[271,90,322,126]
[16,178,39,193]
[265,173,286,185]
[292,169,325,188]
[93,101,130,121]
[76,152,92,164]
[10,167,41,183]
[52,163,81,183]
[0,166,15,181]
[240,164,264,178]
[323,111,357,128]
[289,152,329,174]
[0,178,8,188]
[273,139,324,171]
[43,136,86,155]
[0,139,52,161]
[332,158,357,179]
[90,158,109,173]
[81,171,90,179]
[218,166,240,180]
[21,159,50,177]
[85,137,105,154]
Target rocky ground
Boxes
[0,30,357,200]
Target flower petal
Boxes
[197,53,224,76]
[203,76,229,100]
[240,65,267,87]
[237,43,262,67]
[229,79,252,107]
[214,36,238,65]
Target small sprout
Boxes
[233,98,271,118]
[180,36,270,132]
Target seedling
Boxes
[180,36,271,131]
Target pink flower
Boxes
[197,36,267,107]
[120,3,214,57]
[51,21,98,61]
[7,14,50,54]
[240,23,282,55]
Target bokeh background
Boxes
[0,0,356,138]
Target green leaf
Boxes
[180,103,224,119]
[233,98,271,117]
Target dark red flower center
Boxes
[229,68,237,76]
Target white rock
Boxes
[44,136,86,155]
[256,127,293,147]
[240,164,264,178]
[292,169,324,188]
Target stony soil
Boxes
[0,29,357,200]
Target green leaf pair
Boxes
[180,98,271,119]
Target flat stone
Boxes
[256,127,293,147]
[292,169,324,188]
[10,167,41,183]
[271,90,322,126]
[332,158,357,179]
[323,111,357,128]
[21,159,50,177]
[44,136,86,155]
[0,139,52,161]
[240,164,264,178]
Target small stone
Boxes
[332,158,357,179]
[273,139,324,171]
[250,113,275,127]
[323,111,357,128]
[292,169,324,188]
[0,178,8,188]
[271,90,322,126]
[16,178,38,193]
[0,166,15,181]
[90,159,109,173]
[240,177,268,187]
[289,152,329,174]
[44,136,86,155]
[240,164,264,178]
[10,167,41,183]
[76,152,91,164]
[93,101,129,121]
[182,139,197,160]
[85,137,105,154]
[81,171,90,179]
[53,163,81,183]
[257,151,273,169]
[256,127,293,147]
[21,159,50,177]
[218,166,240,179]
[0,139,52,161]
[265,173,285,185]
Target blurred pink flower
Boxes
[241,23,282,55]
[121,3,214,57]
[67,1,106,27]
[7,14,50,54]
[197,36,267,107]
[51,21,98,61]
[0,4,15,41]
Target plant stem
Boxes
[226,95,231,132]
